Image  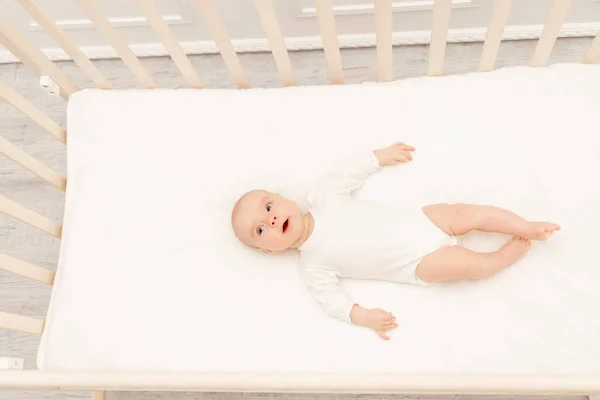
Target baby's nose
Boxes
[269,215,277,226]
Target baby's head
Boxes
[231,189,304,253]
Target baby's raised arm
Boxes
[302,267,398,340]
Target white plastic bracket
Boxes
[40,76,60,96]
[0,357,24,370]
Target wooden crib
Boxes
[1,0,600,398]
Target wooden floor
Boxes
[0,37,596,400]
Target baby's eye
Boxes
[266,203,272,212]
[257,225,264,235]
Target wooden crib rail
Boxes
[74,0,156,89]
[1,371,600,394]
[0,311,44,334]
[0,195,62,238]
[0,16,78,99]
[479,0,513,72]
[0,137,67,192]
[0,80,67,144]
[428,0,452,76]
[254,0,297,87]
[193,0,251,89]
[585,31,600,64]
[315,0,344,84]
[375,0,393,82]
[531,0,573,67]
[16,0,112,90]
[133,0,204,89]
[0,253,55,285]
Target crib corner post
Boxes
[92,391,106,400]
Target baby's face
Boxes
[232,190,304,252]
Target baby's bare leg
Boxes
[416,236,531,283]
[423,203,560,240]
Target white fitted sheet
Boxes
[39,63,600,374]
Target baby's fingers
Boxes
[395,152,412,162]
[376,330,390,340]
[380,323,398,331]
[396,142,415,151]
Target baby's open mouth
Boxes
[282,218,289,233]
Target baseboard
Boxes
[1,22,598,64]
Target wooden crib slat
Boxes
[0,137,66,191]
[193,0,251,89]
[91,391,106,400]
[74,0,156,89]
[16,0,111,89]
[0,195,62,238]
[254,0,296,87]
[0,80,67,144]
[0,17,79,99]
[479,0,513,72]
[375,0,393,82]
[531,0,573,67]
[0,311,44,334]
[584,31,600,64]
[0,253,55,285]
[315,0,344,84]
[134,0,203,88]
[428,0,452,76]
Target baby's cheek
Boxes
[271,233,284,246]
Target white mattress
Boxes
[39,63,600,374]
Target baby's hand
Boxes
[373,142,415,166]
[350,305,398,340]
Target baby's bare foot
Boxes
[499,236,531,265]
[525,222,561,241]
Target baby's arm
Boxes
[302,268,398,340]
[310,142,415,201]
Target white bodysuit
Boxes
[298,150,457,323]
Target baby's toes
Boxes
[549,223,561,232]
[541,223,560,237]
[518,236,531,246]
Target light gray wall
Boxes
[1,0,599,53]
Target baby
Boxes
[231,142,560,340]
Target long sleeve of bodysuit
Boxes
[307,150,381,205]
[301,266,356,323]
